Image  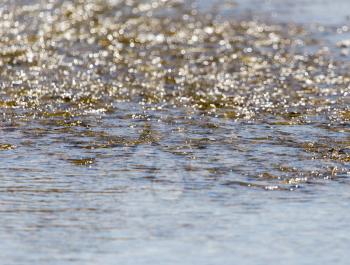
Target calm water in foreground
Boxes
[0,0,350,264]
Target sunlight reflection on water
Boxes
[0,1,350,264]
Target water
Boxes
[0,0,349,264]
[221,0,350,25]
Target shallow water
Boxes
[0,0,350,264]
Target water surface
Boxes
[0,0,349,264]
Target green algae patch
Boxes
[340,110,350,121]
[42,111,74,119]
[136,125,161,144]
[0,100,17,108]
[69,158,96,166]
[0,144,16,151]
